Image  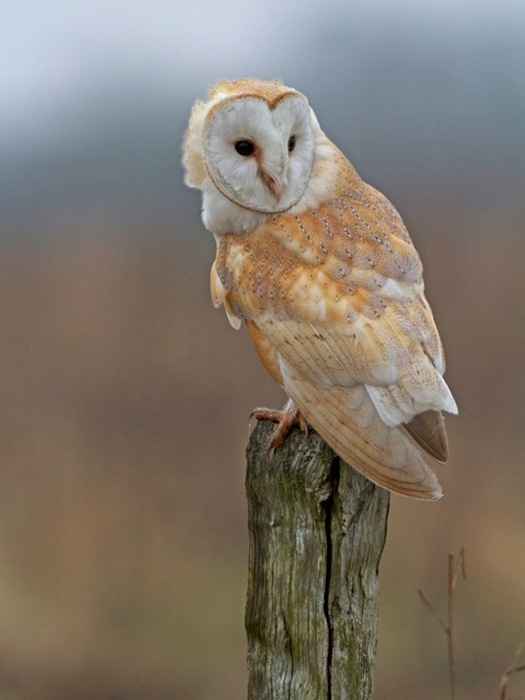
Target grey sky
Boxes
[2,0,524,151]
[2,0,524,234]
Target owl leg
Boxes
[250,398,308,450]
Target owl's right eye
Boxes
[234,140,255,156]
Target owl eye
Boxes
[234,140,255,156]
[288,136,296,152]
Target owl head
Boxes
[183,79,324,234]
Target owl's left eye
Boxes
[288,136,296,152]
[234,140,255,156]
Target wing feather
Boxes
[279,356,442,499]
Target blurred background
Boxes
[1,0,524,698]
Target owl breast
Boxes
[215,187,423,324]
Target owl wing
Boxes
[217,185,457,498]
[250,301,455,499]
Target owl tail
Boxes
[280,360,443,500]
[404,410,449,463]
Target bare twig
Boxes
[418,548,466,700]
[420,549,525,700]
[498,643,525,700]
[447,548,466,700]
[418,588,447,633]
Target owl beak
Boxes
[261,171,283,202]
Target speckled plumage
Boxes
[184,78,458,499]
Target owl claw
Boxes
[250,404,308,452]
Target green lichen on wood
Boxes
[246,420,390,700]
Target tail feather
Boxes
[404,410,449,463]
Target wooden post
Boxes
[245,420,390,700]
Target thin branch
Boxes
[447,548,466,700]
[420,548,525,700]
[419,548,466,700]
[498,643,525,700]
[450,546,467,588]
[418,589,447,634]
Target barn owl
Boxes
[182,78,458,500]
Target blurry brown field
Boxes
[0,202,524,699]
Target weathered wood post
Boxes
[246,420,390,700]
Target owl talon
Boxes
[250,405,308,451]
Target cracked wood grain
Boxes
[246,420,390,700]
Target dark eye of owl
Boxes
[234,140,255,156]
[288,136,296,152]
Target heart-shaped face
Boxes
[202,93,315,215]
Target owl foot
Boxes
[250,401,308,451]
